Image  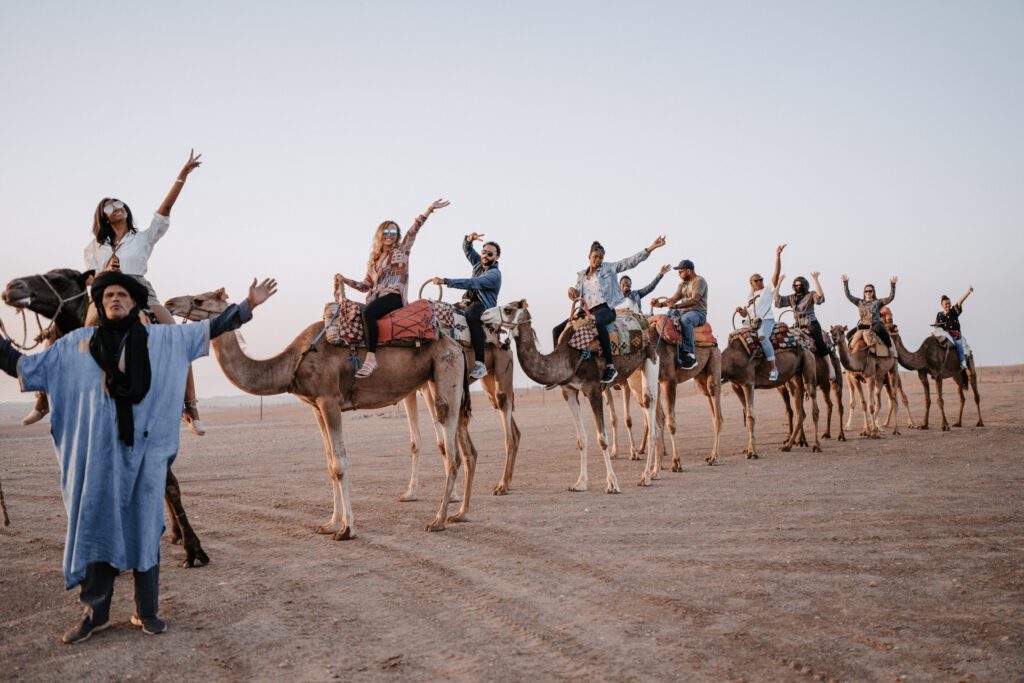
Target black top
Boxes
[935,304,962,333]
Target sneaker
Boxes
[469,361,488,380]
[960,360,968,370]
[680,353,697,370]
[601,366,619,384]
[769,368,779,381]
[130,614,168,635]
[62,616,110,644]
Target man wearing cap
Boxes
[655,259,708,370]
[0,271,277,644]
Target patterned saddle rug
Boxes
[323,299,501,349]
[728,321,810,357]
[567,311,647,356]
[648,314,717,347]
[850,328,890,357]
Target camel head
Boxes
[164,288,229,321]
[829,325,848,345]
[482,299,531,337]
[3,269,93,320]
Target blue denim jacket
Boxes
[445,239,502,309]
[575,250,650,309]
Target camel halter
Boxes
[0,274,88,350]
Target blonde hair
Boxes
[367,220,401,271]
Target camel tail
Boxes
[460,363,472,423]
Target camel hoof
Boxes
[822,433,832,440]
[704,457,717,466]
[917,425,929,430]
[780,445,793,452]
[333,527,353,541]
[812,445,822,453]
[606,485,621,494]
[942,426,950,432]
[629,453,642,461]
[446,512,468,523]
[314,525,336,535]
[425,520,446,532]
[170,533,182,546]
[636,477,651,487]
[491,484,510,496]
[181,548,210,568]
[977,421,984,427]
[893,429,900,436]
[953,423,962,428]
[838,434,846,442]
[398,493,418,502]
[568,484,588,492]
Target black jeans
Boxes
[363,293,403,352]
[806,320,831,357]
[553,303,616,365]
[80,562,159,624]
[464,301,486,364]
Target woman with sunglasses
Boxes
[841,274,897,349]
[83,150,206,433]
[339,198,450,378]
[735,244,785,381]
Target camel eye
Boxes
[194,299,204,306]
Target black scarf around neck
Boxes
[89,308,151,446]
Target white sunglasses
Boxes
[103,200,126,216]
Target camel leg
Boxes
[970,362,984,427]
[605,387,620,459]
[890,372,902,436]
[897,378,915,429]
[882,380,896,428]
[781,379,803,452]
[483,373,520,495]
[833,375,846,442]
[868,378,883,439]
[564,389,591,492]
[426,366,464,532]
[653,392,668,473]
[740,383,758,459]
[665,382,683,472]
[399,393,422,502]
[805,373,822,453]
[704,373,723,465]
[421,382,461,503]
[845,374,859,431]
[164,468,209,568]
[447,420,478,523]
[315,397,355,540]
[936,377,950,431]
[624,382,643,461]
[852,377,870,437]
[778,387,796,446]
[821,379,833,439]
[587,391,621,494]
[953,382,966,428]
[637,358,661,487]
[308,401,344,535]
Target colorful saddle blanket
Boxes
[728,322,809,357]
[648,315,717,347]
[567,311,647,357]
[850,328,890,357]
[323,299,500,348]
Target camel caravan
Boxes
[0,153,988,643]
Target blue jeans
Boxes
[758,318,776,362]
[954,338,966,364]
[675,310,706,355]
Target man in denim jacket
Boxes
[553,236,666,384]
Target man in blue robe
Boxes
[0,271,277,644]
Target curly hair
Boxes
[366,220,401,271]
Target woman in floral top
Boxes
[340,198,449,378]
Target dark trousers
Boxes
[363,293,403,353]
[464,301,486,363]
[807,320,831,357]
[80,562,159,624]
[553,303,616,364]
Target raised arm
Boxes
[774,274,786,308]
[209,278,278,339]
[634,266,669,299]
[880,277,897,305]
[771,244,785,288]
[842,275,860,305]
[957,286,974,308]
[609,235,665,273]
[157,149,202,217]
[463,232,483,267]
[811,271,825,303]
[402,198,449,249]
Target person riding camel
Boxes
[620,264,671,315]
[736,244,785,381]
[775,267,833,379]
[339,198,449,379]
[652,258,708,371]
[429,231,502,380]
[842,274,897,350]
[935,287,974,370]
[553,236,667,384]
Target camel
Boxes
[844,367,915,433]
[482,300,662,490]
[2,269,209,567]
[890,325,983,430]
[606,342,723,470]
[721,325,821,457]
[829,325,901,438]
[778,347,846,443]
[165,288,475,537]
[400,339,521,499]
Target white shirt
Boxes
[83,213,170,277]
[581,273,605,309]
[746,285,775,321]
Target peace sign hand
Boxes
[179,148,202,179]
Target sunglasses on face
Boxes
[751,278,763,283]
[481,250,497,257]
[382,228,399,237]
[103,200,125,216]
[864,289,875,294]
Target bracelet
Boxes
[175,178,185,184]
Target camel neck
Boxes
[514,322,577,386]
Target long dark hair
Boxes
[92,197,138,246]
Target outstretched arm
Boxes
[209,278,278,339]
[774,275,785,308]
[157,149,202,217]
[880,277,897,305]
[463,232,483,266]
[957,286,973,308]
[635,266,669,299]
[842,275,860,304]
[0,338,20,378]
[811,271,825,302]
[402,198,450,248]
[771,244,785,288]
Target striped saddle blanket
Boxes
[648,315,717,347]
[728,322,810,357]
[568,311,647,357]
[323,299,499,348]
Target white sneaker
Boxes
[769,368,779,381]
[470,361,488,379]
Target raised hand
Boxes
[647,235,667,253]
[427,198,450,214]
[659,264,671,276]
[247,278,278,308]
[811,271,821,279]
[776,243,787,256]
[179,149,202,179]
[466,232,485,242]
[778,273,786,284]
[890,276,898,285]
[841,274,849,283]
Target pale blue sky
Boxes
[1,1,1020,401]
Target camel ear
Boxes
[78,270,96,288]
[521,299,529,309]
[215,288,228,300]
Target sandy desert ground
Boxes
[1,367,1022,681]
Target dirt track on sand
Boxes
[1,369,1022,681]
